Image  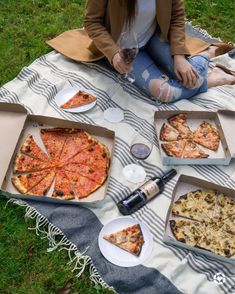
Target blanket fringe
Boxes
[5,198,116,293]
[186,20,222,42]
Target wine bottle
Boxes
[117,169,177,215]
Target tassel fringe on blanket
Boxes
[5,198,116,293]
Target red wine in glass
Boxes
[130,143,152,160]
[120,48,138,64]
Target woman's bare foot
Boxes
[207,67,235,88]
[200,46,218,59]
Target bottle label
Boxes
[140,180,160,200]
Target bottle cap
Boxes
[162,169,177,183]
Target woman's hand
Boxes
[174,55,199,88]
[112,52,132,74]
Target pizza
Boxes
[60,90,96,109]
[12,128,110,200]
[103,224,145,256]
[168,114,193,139]
[161,140,187,158]
[160,123,180,141]
[159,114,221,159]
[21,135,49,162]
[170,189,235,257]
[193,121,220,151]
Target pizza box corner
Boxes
[0,102,115,205]
[163,174,235,265]
[154,109,235,165]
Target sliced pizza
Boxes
[40,128,69,160]
[63,162,107,185]
[13,153,53,173]
[64,170,100,199]
[59,129,94,163]
[27,170,56,196]
[11,170,51,194]
[52,170,76,200]
[60,90,96,109]
[181,140,209,159]
[221,214,235,235]
[168,114,193,139]
[21,135,49,162]
[170,220,207,247]
[172,190,211,222]
[193,121,220,151]
[161,139,187,158]
[103,224,144,256]
[196,223,235,257]
[69,141,110,170]
[160,123,180,141]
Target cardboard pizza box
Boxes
[0,102,115,205]
[163,174,235,265]
[154,110,235,165]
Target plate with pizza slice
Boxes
[98,216,153,267]
[55,87,97,113]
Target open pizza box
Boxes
[154,110,235,165]
[163,174,235,265]
[0,102,115,205]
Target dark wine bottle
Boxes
[117,169,177,215]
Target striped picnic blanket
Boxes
[1,37,235,293]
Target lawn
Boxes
[0,1,234,293]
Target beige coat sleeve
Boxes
[84,0,119,63]
[168,0,190,55]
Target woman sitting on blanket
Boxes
[82,0,235,103]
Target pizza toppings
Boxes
[103,224,145,256]
[12,128,110,200]
[21,135,49,162]
[159,114,220,158]
[170,189,235,257]
[193,121,220,151]
[60,90,96,109]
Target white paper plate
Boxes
[104,107,124,123]
[98,216,153,267]
[55,87,97,113]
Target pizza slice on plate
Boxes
[103,224,145,256]
[193,121,220,151]
[11,170,51,194]
[60,90,96,109]
[168,114,193,139]
[160,123,180,141]
[21,135,49,162]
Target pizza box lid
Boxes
[164,174,235,265]
[0,103,28,186]
[217,110,235,158]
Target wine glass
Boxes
[122,129,153,184]
[118,30,139,83]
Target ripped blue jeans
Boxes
[132,30,210,103]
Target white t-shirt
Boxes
[120,0,157,48]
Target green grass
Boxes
[0,0,234,293]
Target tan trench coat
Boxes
[47,0,232,63]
